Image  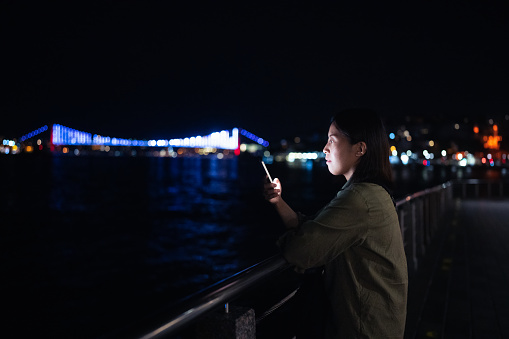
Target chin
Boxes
[328,168,339,176]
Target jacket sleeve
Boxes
[277,188,369,270]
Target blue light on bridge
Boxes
[52,124,93,145]
[240,129,269,147]
[51,124,247,150]
[169,129,240,149]
[20,125,48,142]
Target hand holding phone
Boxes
[262,161,281,203]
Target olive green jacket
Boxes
[278,181,408,338]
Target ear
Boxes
[356,141,367,157]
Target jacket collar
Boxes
[341,178,354,191]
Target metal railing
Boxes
[133,179,507,338]
[134,255,290,339]
[395,182,453,273]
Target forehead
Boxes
[328,122,343,137]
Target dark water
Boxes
[0,154,506,338]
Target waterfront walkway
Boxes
[405,198,509,339]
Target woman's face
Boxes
[323,122,360,180]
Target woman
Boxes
[264,109,408,338]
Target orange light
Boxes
[493,125,498,132]
[484,135,502,150]
[482,157,486,164]
[473,126,479,134]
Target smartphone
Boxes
[261,161,273,183]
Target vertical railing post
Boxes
[422,194,430,247]
[416,198,426,259]
[410,202,418,272]
[432,191,437,242]
[195,305,256,339]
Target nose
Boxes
[323,144,329,154]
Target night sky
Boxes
[2,1,508,142]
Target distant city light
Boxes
[286,152,319,162]
[389,155,399,164]
[390,146,397,156]
[3,140,16,146]
[8,119,507,167]
[400,154,409,165]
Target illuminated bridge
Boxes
[17,124,269,156]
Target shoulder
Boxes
[337,182,394,213]
[335,182,385,204]
[348,182,387,196]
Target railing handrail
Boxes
[136,255,289,339]
[395,182,451,208]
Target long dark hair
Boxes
[331,108,393,190]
